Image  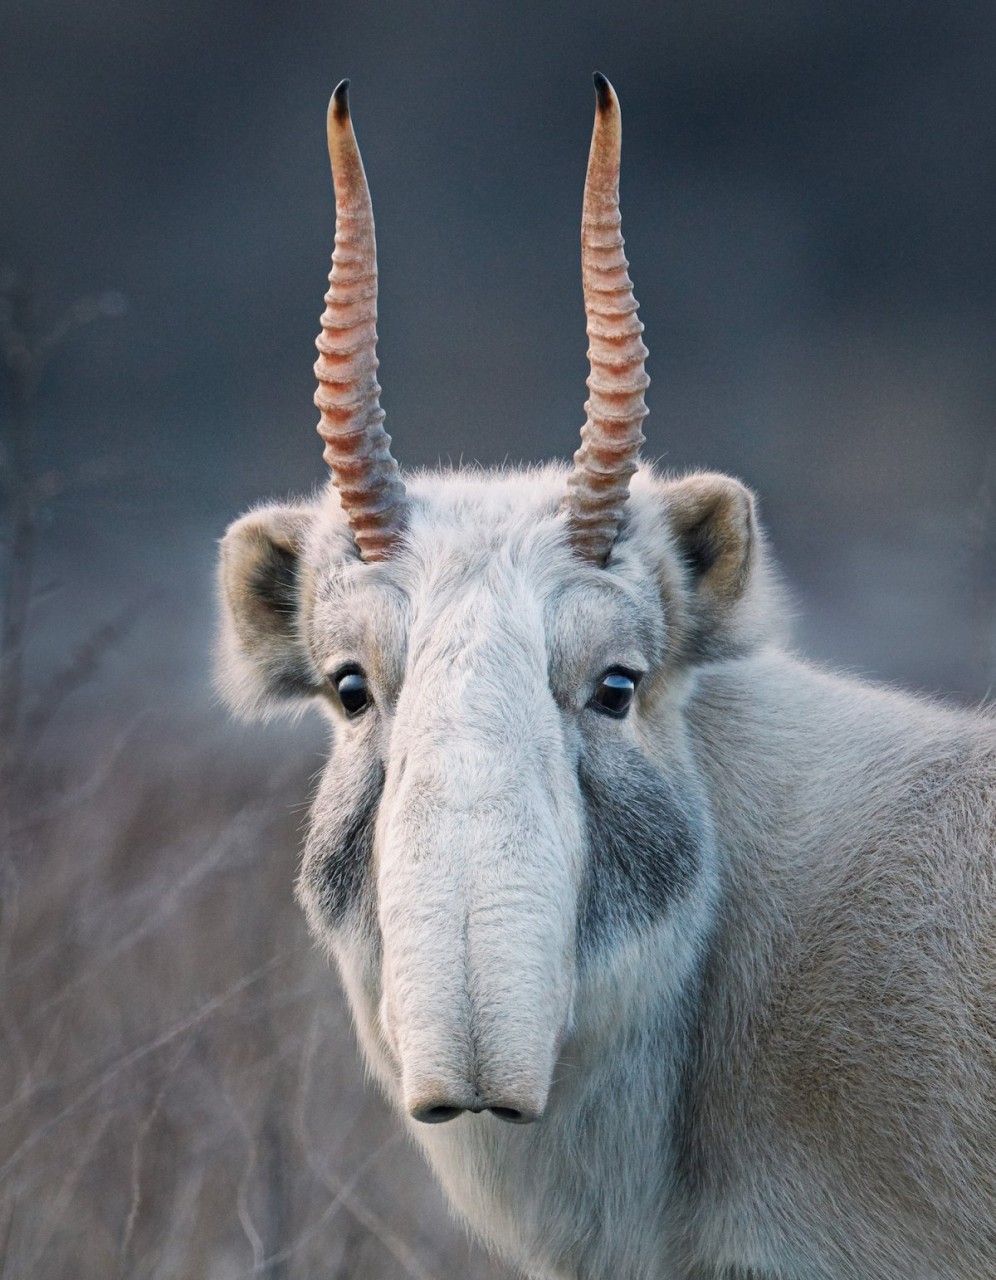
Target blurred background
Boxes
[1,0,994,1276]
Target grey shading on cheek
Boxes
[577,748,702,958]
[301,760,384,926]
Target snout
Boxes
[376,675,582,1138]
[392,993,558,1126]
[381,903,570,1132]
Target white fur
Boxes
[217,463,996,1279]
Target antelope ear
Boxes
[658,472,770,661]
[216,504,322,717]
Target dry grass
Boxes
[0,712,508,1279]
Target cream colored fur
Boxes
[217,463,996,1279]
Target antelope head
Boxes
[217,76,769,1126]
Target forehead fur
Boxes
[306,461,679,576]
[304,463,675,689]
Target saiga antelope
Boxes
[217,75,996,1279]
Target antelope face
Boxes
[219,468,762,1124]
[216,77,767,1125]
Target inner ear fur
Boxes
[216,504,321,716]
[666,473,754,600]
[657,472,768,661]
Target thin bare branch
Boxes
[7,714,148,841]
[293,1011,443,1280]
[242,1131,406,1277]
[117,1040,192,1274]
[0,955,285,1184]
[26,1107,113,1272]
[223,1074,267,1275]
[147,1162,206,1280]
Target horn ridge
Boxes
[314,79,407,562]
[564,73,650,567]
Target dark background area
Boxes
[2,1,994,1276]
[5,0,996,702]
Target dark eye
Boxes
[333,667,371,718]
[590,669,638,718]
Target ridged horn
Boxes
[564,73,650,566]
[314,79,407,562]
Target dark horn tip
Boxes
[592,71,614,113]
[331,78,351,123]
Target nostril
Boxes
[488,1105,536,1124]
[410,1103,465,1124]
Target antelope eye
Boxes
[333,667,371,717]
[590,669,638,718]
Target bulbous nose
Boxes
[408,1093,542,1125]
